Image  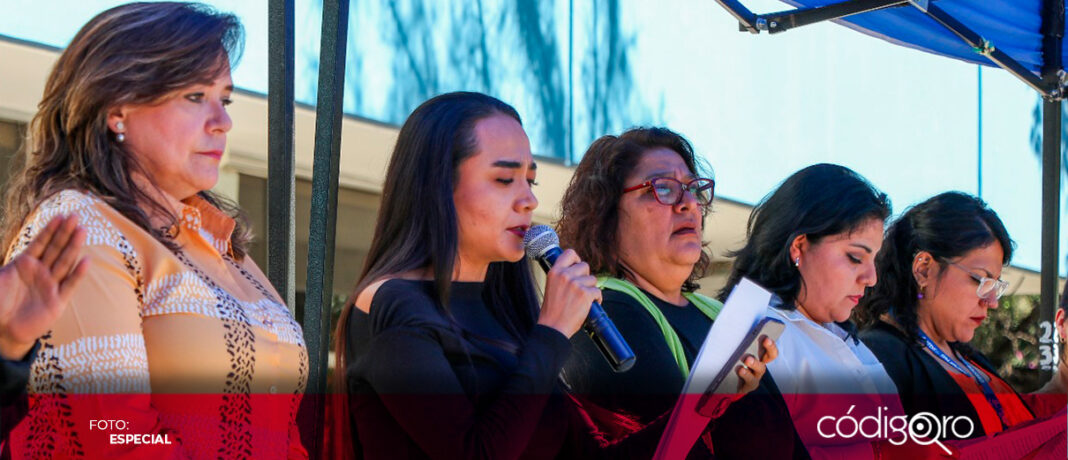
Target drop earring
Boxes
[793,257,800,267]
[115,121,125,143]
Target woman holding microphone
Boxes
[333,92,603,460]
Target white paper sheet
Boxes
[652,277,773,460]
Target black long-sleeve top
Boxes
[344,280,669,460]
[1,342,36,446]
[345,279,573,460]
[562,288,809,459]
[859,320,1035,440]
[563,288,712,421]
[1,343,34,406]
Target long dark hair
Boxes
[330,92,541,456]
[855,192,1014,345]
[2,2,251,258]
[718,163,891,308]
[557,127,712,292]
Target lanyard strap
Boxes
[597,277,721,379]
[917,329,1008,428]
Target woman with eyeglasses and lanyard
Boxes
[855,192,1036,440]
[557,127,784,459]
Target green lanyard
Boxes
[597,277,722,379]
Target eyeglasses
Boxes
[942,259,1009,301]
[622,177,715,207]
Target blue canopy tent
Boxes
[716,0,1064,377]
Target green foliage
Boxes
[971,294,1048,392]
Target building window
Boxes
[0,119,27,215]
[237,173,379,329]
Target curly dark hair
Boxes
[854,192,1014,347]
[556,126,712,292]
[717,163,891,309]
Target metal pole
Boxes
[977,65,982,199]
[303,0,349,456]
[1039,0,1063,380]
[568,0,574,164]
[761,0,908,34]
[925,4,1054,97]
[267,0,296,312]
[1041,101,1062,378]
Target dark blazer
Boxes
[1,342,36,446]
[859,320,1034,439]
[1,343,34,406]
[344,280,665,460]
[563,288,810,460]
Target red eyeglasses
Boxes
[622,177,715,207]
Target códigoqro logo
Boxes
[816,405,974,454]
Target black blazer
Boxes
[1,342,36,446]
[859,320,1034,439]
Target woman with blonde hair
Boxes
[2,3,306,458]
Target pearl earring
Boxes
[115,121,125,143]
[793,257,800,267]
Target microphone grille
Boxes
[523,225,559,259]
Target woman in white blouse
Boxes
[718,164,954,460]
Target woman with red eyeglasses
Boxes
[556,127,785,459]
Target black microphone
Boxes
[523,225,636,373]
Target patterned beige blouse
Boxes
[6,190,307,460]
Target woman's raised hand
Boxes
[0,215,88,360]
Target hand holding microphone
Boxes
[524,225,636,372]
[534,246,599,338]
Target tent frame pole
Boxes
[1040,0,1064,380]
[716,0,908,34]
[301,0,349,457]
[1041,100,1061,379]
[925,4,1055,98]
[267,0,296,312]
[717,1,1060,98]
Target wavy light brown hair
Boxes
[1,2,251,258]
[556,127,713,292]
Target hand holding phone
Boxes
[695,317,784,418]
[712,317,783,395]
[735,335,779,394]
